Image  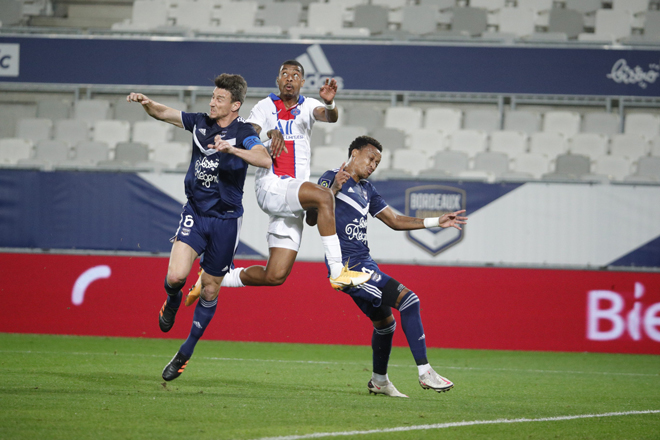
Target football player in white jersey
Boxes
[185,60,370,305]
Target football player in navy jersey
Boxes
[307,136,467,397]
[127,74,272,381]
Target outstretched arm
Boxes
[126,93,183,128]
[376,208,467,231]
[312,78,339,123]
[210,136,272,169]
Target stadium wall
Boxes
[1,170,659,354]
[1,36,660,96]
[0,253,658,355]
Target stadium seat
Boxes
[97,142,153,171]
[643,10,660,39]
[579,9,633,41]
[407,129,446,155]
[419,0,454,10]
[112,0,170,30]
[56,141,110,169]
[529,132,567,158]
[473,151,509,177]
[353,5,389,34]
[631,156,660,181]
[446,129,488,157]
[151,142,191,170]
[612,0,650,14]
[517,0,553,12]
[372,0,407,9]
[16,140,70,170]
[497,7,536,37]
[548,8,584,39]
[36,99,71,121]
[424,150,469,176]
[424,107,462,134]
[172,0,213,30]
[370,148,392,177]
[73,100,112,123]
[330,126,368,147]
[0,138,33,166]
[512,152,551,179]
[566,0,600,15]
[15,118,52,144]
[582,112,620,135]
[311,146,346,175]
[390,149,430,176]
[401,5,439,35]
[384,107,423,133]
[371,127,406,151]
[54,119,90,145]
[216,1,258,32]
[310,126,328,149]
[293,2,346,36]
[113,99,148,124]
[92,120,131,150]
[470,0,506,11]
[568,133,609,159]
[610,134,649,160]
[591,155,631,181]
[503,110,541,134]
[132,120,173,149]
[624,113,660,140]
[543,153,591,180]
[451,7,488,36]
[489,130,528,157]
[0,0,23,26]
[261,2,301,32]
[345,105,384,132]
[650,135,660,156]
[543,111,581,137]
[463,108,501,132]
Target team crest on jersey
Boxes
[404,185,466,256]
[291,108,301,116]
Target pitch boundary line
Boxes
[252,410,660,440]
[2,349,658,377]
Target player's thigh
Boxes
[264,246,298,278]
[298,181,333,210]
[167,239,198,283]
[202,217,240,278]
[257,177,303,217]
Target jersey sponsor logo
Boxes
[295,44,344,91]
[194,156,220,188]
[0,44,19,77]
[345,217,368,244]
[405,185,466,256]
[606,58,660,89]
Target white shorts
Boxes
[255,174,305,251]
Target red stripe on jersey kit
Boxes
[271,99,297,179]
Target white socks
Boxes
[321,234,344,279]
[417,363,431,376]
[220,267,245,288]
[372,372,389,384]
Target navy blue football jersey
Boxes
[181,112,262,218]
[318,169,388,263]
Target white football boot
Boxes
[367,379,409,398]
[418,367,454,393]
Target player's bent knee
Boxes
[166,274,186,290]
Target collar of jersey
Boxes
[269,93,304,107]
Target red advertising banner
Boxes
[1,253,658,354]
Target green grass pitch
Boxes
[1,333,659,440]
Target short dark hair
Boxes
[280,60,305,77]
[214,73,248,104]
[348,136,383,159]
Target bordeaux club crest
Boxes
[405,185,466,256]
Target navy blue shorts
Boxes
[173,203,241,277]
[341,259,397,319]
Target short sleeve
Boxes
[368,183,388,217]
[246,100,271,133]
[181,111,201,132]
[318,170,336,188]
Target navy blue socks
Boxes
[397,291,428,366]
[179,297,217,357]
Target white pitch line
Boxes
[2,350,659,377]
[252,410,660,440]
